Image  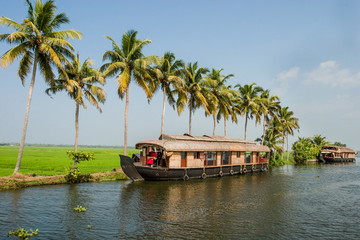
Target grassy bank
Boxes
[270,151,295,166]
[0,170,129,191]
[0,146,139,177]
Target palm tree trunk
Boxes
[244,112,248,140]
[273,150,276,162]
[124,87,129,156]
[13,51,38,174]
[224,118,227,136]
[281,137,285,160]
[189,104,192,135]
[161,86,166,136]
[213,114,216,136]
[286,133,289,162]
[73,102,80,169]
[261,115,266,145]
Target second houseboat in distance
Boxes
[120,134,270,181]
[318,145,357,163]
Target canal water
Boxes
[1,161,360,239]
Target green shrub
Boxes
[65,167,92,183]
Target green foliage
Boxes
[8,228,38,240]
[292,137,321,164]
[67,151,95,164]
[65,151,94,183]
[74,205,86,212]
[65,167,92,183]
[333,141,346,147]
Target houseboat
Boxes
[120,134,270,181]
[317,145,357,163]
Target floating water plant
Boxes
[74,205,86,212]
[8,227,38,239]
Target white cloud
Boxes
[272,67,300,96]
[276,67,300,83]
[305,60,360,87]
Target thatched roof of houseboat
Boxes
[321,145,357,154]
[135,134,270,152]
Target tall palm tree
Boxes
[278,106,300,161]
[0,0,82,174]
[176,62,209,135]
[101,30,153,156]
[203,68,237,136]
[257,89,281,145]
[150,52,184,136]
[46,54,106,168]
[258,117,284,162]
[235,83,263,140]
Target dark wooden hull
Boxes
[322,157,356,163]
[120,155,268,181]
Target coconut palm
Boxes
[203,68,237,136]
[150,52,184,136]
[46,54,106,168]
[176,62,209,135]
[101,30,153,156]
[257,89,281,145]
[257,117,284,163]
[235,83,263,140]
[278,106,300,161]
[0,0,82,174]
[312,134,329,147]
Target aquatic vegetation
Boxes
[74,205,86,212]
[8,227,38,239]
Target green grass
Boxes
[0,146,139,177]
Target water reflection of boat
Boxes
[120,134,270,181]
[317,145,357,163]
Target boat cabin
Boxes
[135,134,270,169]
[319,145,357,162]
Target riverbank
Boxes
[0,169,128,191]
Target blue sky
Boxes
[1,0,360,150]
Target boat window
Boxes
[259,152,268,161]
[222,151,231,165]
[246,152,251,163]
[204,151,216,166]
[181,152,186,160]
[236,151,241,158]
[194,152,202,159]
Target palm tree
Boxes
[0,0,82,174]
[235,83,263,140]
[257,117,284,163]
[312,134,329,147]
[278,106,300,161]
[101,30,153,156]
[257,89,281,145]
[150,52,184,136]
[203,68,237,136]
[46,54,106,168]
[176,62,209,135]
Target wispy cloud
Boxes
[276,67,300,83]
[305,60,360,87]
[272,67,300,96]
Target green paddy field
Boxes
[0,146,139,177]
